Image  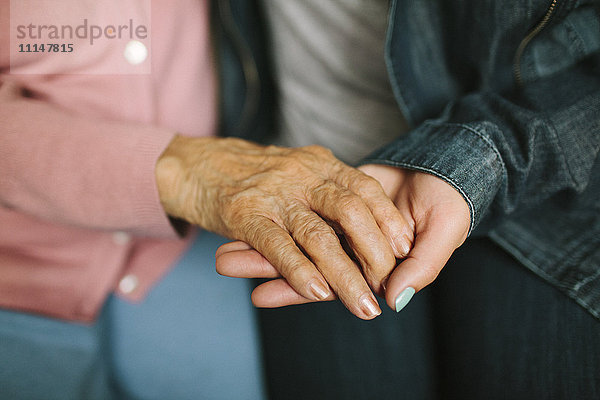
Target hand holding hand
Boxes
[216,163,470,315]
[156,136,412,319]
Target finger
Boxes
[216,248,281,278]
[251,278,336,308]
[215,241,252,257]
[284,207,382,320]
[384,213,467,312]
[308,181,396,293]
[340,164,414,258]
[241,216,333,302]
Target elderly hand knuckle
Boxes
[296,222,335,250]
[371,250,395,271]
[364,177,384,194]
[353,176,382,197]
[222,198,253,231]
[283,260,307,278]
[339,194,365,215]
[360,248,394,276]
[233,217,257,241]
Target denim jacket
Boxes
[214,0,600,319]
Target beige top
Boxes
[263,0,408,165]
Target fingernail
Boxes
[359,293,382,318]
[308,280,331,301]
[395,287,415,312]
[395,236,411,257]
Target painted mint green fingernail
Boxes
[395,287,415,312]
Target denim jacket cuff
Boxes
[360,121,505,235]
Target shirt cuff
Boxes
[360,120,506,234]
[126,127,185,238]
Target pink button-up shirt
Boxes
[0,0,216,322]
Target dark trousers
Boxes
[258,238,600,400]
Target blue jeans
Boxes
[0,231,266,400]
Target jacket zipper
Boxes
[513,0,559,86]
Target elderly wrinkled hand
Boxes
[216,163,470,315]
[156,135,412,319]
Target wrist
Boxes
[155,134,191,219]
[155,134,223,226]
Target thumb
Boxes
[384,213,468,312]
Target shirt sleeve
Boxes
[0,79,182,238]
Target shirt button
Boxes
[123,40,148,65]
[119,274,139,295]
[112,231,131,245]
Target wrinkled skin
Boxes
[156,135,415,319]
[216,164,470,314]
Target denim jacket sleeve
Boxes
[362,60,600,234]
[362,1,600,234]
